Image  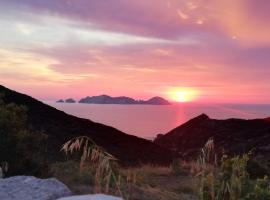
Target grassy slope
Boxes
[51,161,198,200]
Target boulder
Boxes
[57,194,123,200]
[0,176,71,200]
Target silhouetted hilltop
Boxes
[57,98,76,103]
[65,98,76,103]
[56,99,64,103]
[79,95,136,104]
[79,95,170,105]
[0,85,173,166]
[154,114,270,160]
[143,96,171,105]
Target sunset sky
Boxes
[0,0,270,103]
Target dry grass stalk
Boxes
[62,136,138,199]
[191,138,217,175]
[62,136,123,197]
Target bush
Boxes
[0,94,49,176]
[195,139,270,200]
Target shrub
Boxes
[0,95,48,176]
[195,139,270,200]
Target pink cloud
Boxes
[24,37,270,103]
[0,0,270,103]
[3,0,270,45]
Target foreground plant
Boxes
[195,139,270,200]
[62,136,136,199]
[0,94,48,176]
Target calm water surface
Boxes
[47,102,270,139]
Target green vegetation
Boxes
[195,139,270,200]
[0,94,48,176]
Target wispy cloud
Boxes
[0,0,269,102]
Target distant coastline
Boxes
[57,95,171,105]
[57,98,76,103]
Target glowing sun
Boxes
[167,88,198,103]
[174,91,189,102]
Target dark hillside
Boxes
[154,114,270,160]
[0,85,173,167]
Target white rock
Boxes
[57,194,123,200]
[0,176,71,200]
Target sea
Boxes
[46,102,270,140]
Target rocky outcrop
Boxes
[0,176,71,200]
[0,176,123,200]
